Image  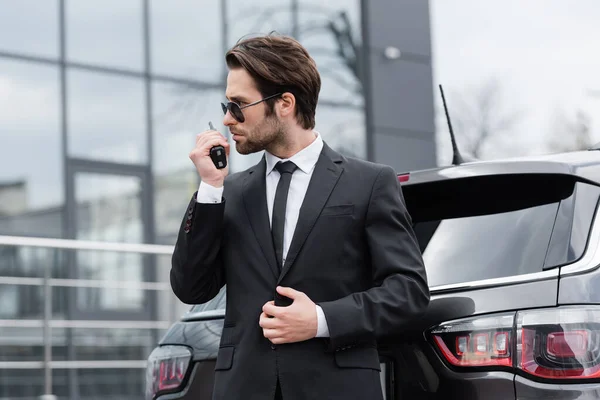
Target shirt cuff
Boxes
[196,181,224,203]
[315,305,330,337]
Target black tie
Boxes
[272,161,298,271]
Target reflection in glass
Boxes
[78,368,144,399]
[66,0,144,70]
[0,283,43,320]
[156,254,189,321]
[74,174,144,311]
[67,70,147,164]
[0,327,44,361]
[150,0,223,81]
[70,328,160,361]
[52,369,69,399]
[0,60,63,237]
[226,0,293,48]
[75,174,143,243]
[419,203,559,287]
[190,286,227,313]
[75,284,144,312]
[152,83,225,243]
[314,104,366,159]
[0,246,68,319]
[0,246,66,279]
[0,283,68,321]
[297,0,363,105]
[570,183,600,260]
[0,369,44,399]
[0,0,58,58]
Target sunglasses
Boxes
[221,93,282,123]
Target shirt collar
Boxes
[265,131,323,176]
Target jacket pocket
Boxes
[334,346,381,371]
[219,326,237,346]
[214,346,235,371]
[320,204,354,217]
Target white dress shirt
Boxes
[196,132,330,337]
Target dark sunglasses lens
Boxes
[221,102,245,123]
[229,103,245,123]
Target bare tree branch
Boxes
[448,79,525,159]
[546,108,593,153]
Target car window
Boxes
[543,182,600,268]
[568,183,600,260]
[414,203,558,287]
[403,173,578,287]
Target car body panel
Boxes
[559,264,600,304]
[558,193,600,304]
[514,375,600,399]
[159,318,223,361]
[401,151,600,187]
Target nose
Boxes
[223,109,237,127]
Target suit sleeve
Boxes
[318,166,430,350]
[170,192,226,304]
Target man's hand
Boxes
[259,286,318,344]
[189,128,230,187]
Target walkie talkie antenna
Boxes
[438,84,464,165]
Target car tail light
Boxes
[429,306,600,381]
[517,307,600,379]
[398,173,410,183]
[146,345,192,399]
[430,313,514,368]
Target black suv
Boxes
[147,149,600,399]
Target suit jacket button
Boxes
[271,344,276,350]
[184,227,190,233]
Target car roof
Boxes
[401,150,600,186]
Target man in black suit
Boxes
[170,34,429,400]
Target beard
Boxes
[234,114,286,155]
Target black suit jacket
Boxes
[171,143,429,400]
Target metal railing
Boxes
[0,235,181,400]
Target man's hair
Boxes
[225,34,321,130]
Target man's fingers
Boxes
[200,137,229,153]
[259,312,280,329]
[196,131,229,148]
[196,130,218,145]
[263,329,289,344]
[262,302,285,318]
[276,286,304,300]
[262,328,282,339]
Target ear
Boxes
[278,92,296,119]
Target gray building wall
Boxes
[362,0,437,173]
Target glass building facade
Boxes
[0,1,369,398]
[0,0,366,243]
[2,0,599,398]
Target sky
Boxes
[430,0,600,164]
[1,0,600,210]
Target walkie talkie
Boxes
[208,121,227,169]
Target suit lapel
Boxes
[277,143,344,284]
[242,156,280,280]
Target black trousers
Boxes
[275,379,283,400]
